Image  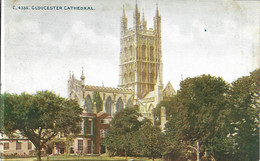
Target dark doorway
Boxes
[60,148,65,154]
[100,145,106,154]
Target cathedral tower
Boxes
[118,4,163,99]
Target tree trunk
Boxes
[125,151,127,160]
[36,147,42,161]
[196,141,200,161]
[66,137,71,156]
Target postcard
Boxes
[1,0,259,160]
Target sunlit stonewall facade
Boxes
[0,134,36,156]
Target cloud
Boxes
[4,19,120,96]
[3,0,259,97]
[59,21,119,59]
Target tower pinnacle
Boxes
[80,67,85,86]
[156,2,159,16]
[121,5,128,34]
[142,9,147,29]
[133,2,140,30]
[81,67,85,80]
[122,5,126,18]
[134,2,139,16]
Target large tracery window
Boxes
[85,95,93,113]
[126,98,133,108]
[116,97,124,112]
[105,96,112,116]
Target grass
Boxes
[1,155,162,161]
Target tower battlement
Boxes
[120,4,161,36]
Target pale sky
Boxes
[2,0,260,97]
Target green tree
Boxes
[103,106,167,160]
[102,105,142,157]
[93,91,103,113]
[134,119,167,161]
[3,91,82,161]
[165,75,230,160]
[153,96,182,126]
[227,69,259,161]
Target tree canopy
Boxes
[93,91,103,113]
[164,75,229,159]
[3,91,82,161]
[102,105,142,157]
[158,69,259,161]
[102,106,166,160]
[226,69,259,161]
[133,118,167,161]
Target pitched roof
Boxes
[163,81,176,97]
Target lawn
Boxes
[1,155,161,161]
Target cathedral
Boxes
[67,4,176,120]
[0,4,177,157]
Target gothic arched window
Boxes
[150,46,154,61]
[116,97,124,112]
[105,96,112,116]
[142,45,146,60]
[126,98,133,108]
[85,95,93,113]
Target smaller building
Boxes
[0,111,111,157]
[0,133,36,156]
[53,111,111,155]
